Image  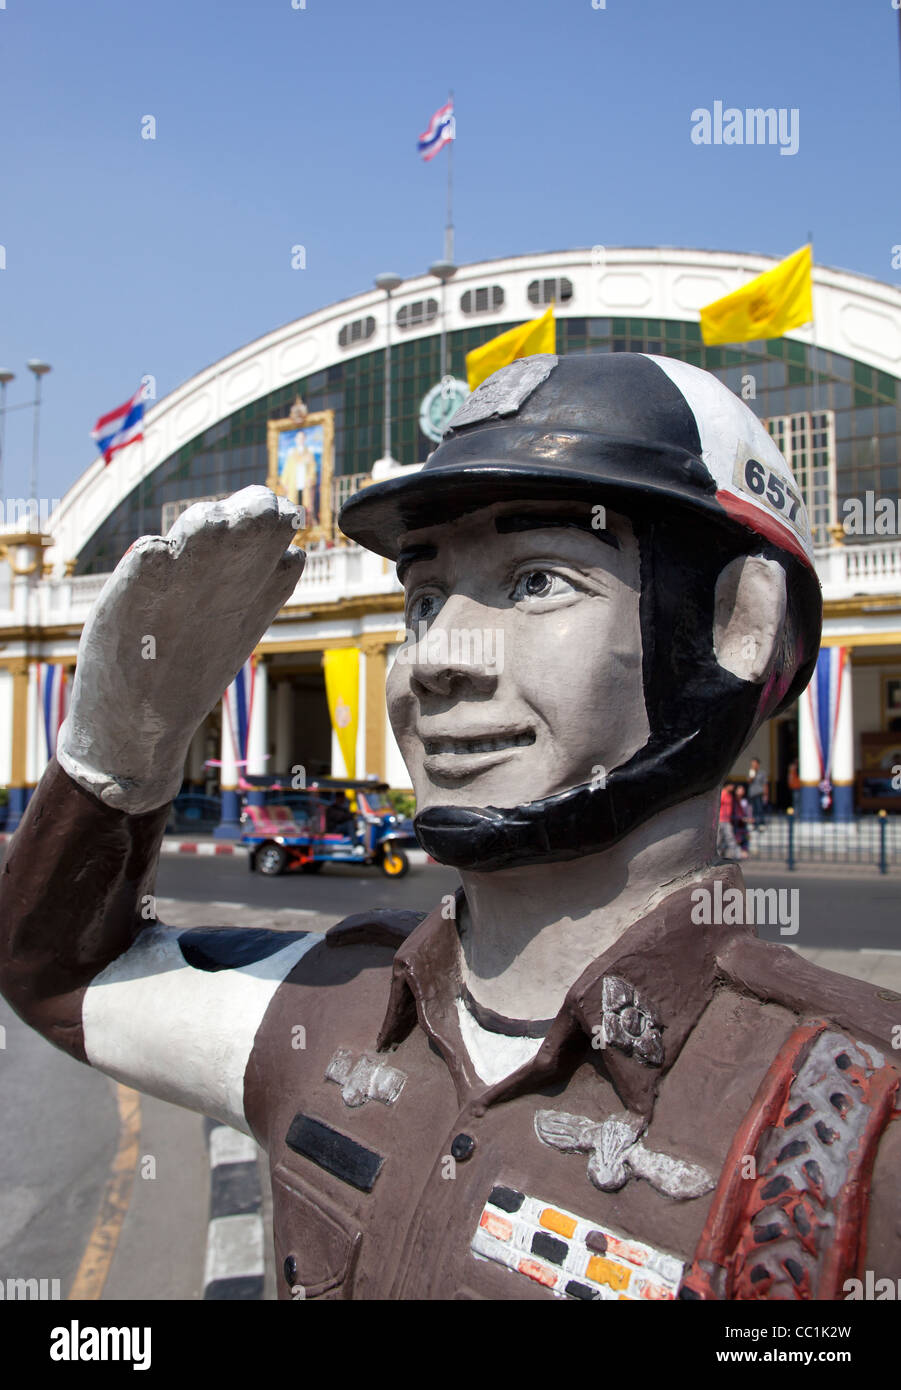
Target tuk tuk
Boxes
[241,777,417,878]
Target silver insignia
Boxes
[325,1048,406,1108]
[599,974,665,1066]
[444,355,558,434]
[534,1108,715,1201]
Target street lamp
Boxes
[429,260,457,383]
[374,273,402,473]
[0,370,14,504]
[26,359,51,503]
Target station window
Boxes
[527,277,574,307]
[766,409,837,547]
[396,299,439,330]
[460,285,505,315]
[338,317,376,349]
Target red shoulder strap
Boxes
[681,1021,899,1300]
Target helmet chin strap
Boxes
[413,730,705,873]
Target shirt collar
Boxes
[377,864,750,1116]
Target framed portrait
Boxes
[267,408,334,543]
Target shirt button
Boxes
[451,1132,476,1161]
[284,1255,297,1286]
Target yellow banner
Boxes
[323,648,359,779]
[465,304,556,390]
[700,244,813,346]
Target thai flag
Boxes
[91,386,145,465]
[38,663,69,760]
[418,100,454,161]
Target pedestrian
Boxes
[747,756,768,828]
[732,783,750,857]
[717,782,739,859]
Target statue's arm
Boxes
[0,756,170,1059]
[0,488,309,1132]
[0,759,319,1132]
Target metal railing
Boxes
[743,810,898,872]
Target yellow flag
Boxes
[322,648,359,779]
[699,245,813,346]
[465,304,556,390]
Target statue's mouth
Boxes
[423,730,535,757]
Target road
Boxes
[1,852,898,1303]
[156,848,455,916]
[156,852,901,953]
[0,996,208,1303]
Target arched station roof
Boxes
[47,247,901,574]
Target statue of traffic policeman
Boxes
[2,352,899,1301]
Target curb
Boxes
[162,839,247,855]
[159,841,436,864]
[0,833,248,853]
[2,830,435,865]
[202,1120,265,1300]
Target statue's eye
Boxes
[512,570,576,601]
[408,592,442,625]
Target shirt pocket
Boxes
[271,1162,363,1300]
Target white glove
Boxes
[57,486,305,814]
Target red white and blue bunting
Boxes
[38,663,69,759]
[805,646,847,806]
[222,657,257,768]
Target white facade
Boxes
[2,247,900,828]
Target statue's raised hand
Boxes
[57,487,305,814]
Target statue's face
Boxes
[386,499,651,816]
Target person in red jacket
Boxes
[717,782,739,859]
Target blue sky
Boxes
[1,0,898,501]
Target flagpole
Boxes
[806,234,831,550]
[142,387,149,495]
[807,231,821,416]
[445,88,455,263]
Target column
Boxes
[832,648,855,821]
[214,697,241,839]
[26,660,46,795]
[245,657,269,807]
[362,639,387,782]
[275,679,294,779]
[383,642,411,790]
[798,679,822,821]
[356,649,366,778]
[6,659,30,831]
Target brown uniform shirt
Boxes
[2,760,900,1301]
[243,879,901,1301]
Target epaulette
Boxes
[715,932,901,1064]
[326,909,428,951]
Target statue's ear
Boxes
[713,554,787,683]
